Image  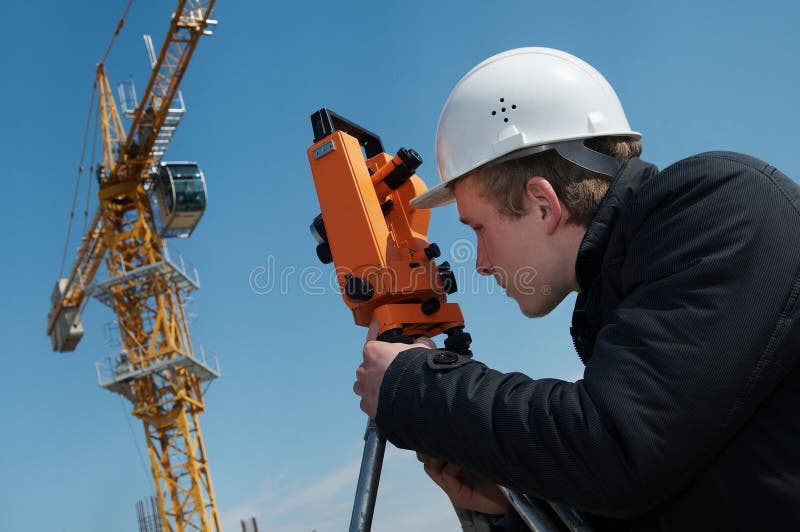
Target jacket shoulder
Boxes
[634,151,800,218]
[685,151,777,172]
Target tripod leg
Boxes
[350,418,386,532]
[545,500,597,532]
[498,486,565,532]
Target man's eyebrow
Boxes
[458,217,471,226]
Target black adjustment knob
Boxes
[424,243,441,259]
[316,242,332,264]
[383,148,423,190]
[438,261,458,295]
[310,213,327,243]
[421,297,441,316]
[380,199,394,215]
[397,148,422,171]
[444,326,473,357]
[344,274,374,302]
[379,328,415,344]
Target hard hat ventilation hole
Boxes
[490,98,517,122]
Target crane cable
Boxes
[58,0,135,278]
[101,0,136,66]
[118,396,156,492]
[83,103,101,235]
[58,85,97,279]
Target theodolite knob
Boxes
[437,261,458,295]
[310,213,328,243]
[444,326,473,357]
[316,242,333,264]
[344,274,374,301]
[421,297,441,316]
[424,243,441,259]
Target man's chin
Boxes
[516,294,564,318]
[521,306,548,318]
[515,297,545,318]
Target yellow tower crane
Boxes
[46,2,222,530]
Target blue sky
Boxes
[2,1,798,531]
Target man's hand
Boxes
[354,321,434,419]
[417,453,510,516]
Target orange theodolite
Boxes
[306,109,472,532]
[307,108,471,355]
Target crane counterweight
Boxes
[49,279,84,352]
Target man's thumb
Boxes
[366,318,380,342]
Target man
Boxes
[353,48,800,530]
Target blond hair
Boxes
[464,136,642,226]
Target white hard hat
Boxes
[412,47,640,209]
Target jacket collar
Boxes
[575,157,659,292]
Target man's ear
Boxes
[524,177,563,234]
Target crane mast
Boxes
[47,2,222,530]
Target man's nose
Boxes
[476,244,492,276]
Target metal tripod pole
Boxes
[347,417,595,532]
[499,487,597,532]
[499,486,563,531]
[349,418,385,532]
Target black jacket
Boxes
[376,152,800,530]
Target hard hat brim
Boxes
[410,181,457,209]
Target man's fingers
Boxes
[418,458,511,515]
[425,456,447,471]
[422,457,447,489]
[415,336,436,349]
[441,462,464,484]
[440,463,472,506]
[362,341,375,360]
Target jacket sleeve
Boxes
[375,154,800,518]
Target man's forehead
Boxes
[454,176,487,224]
[452,174,477,202]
